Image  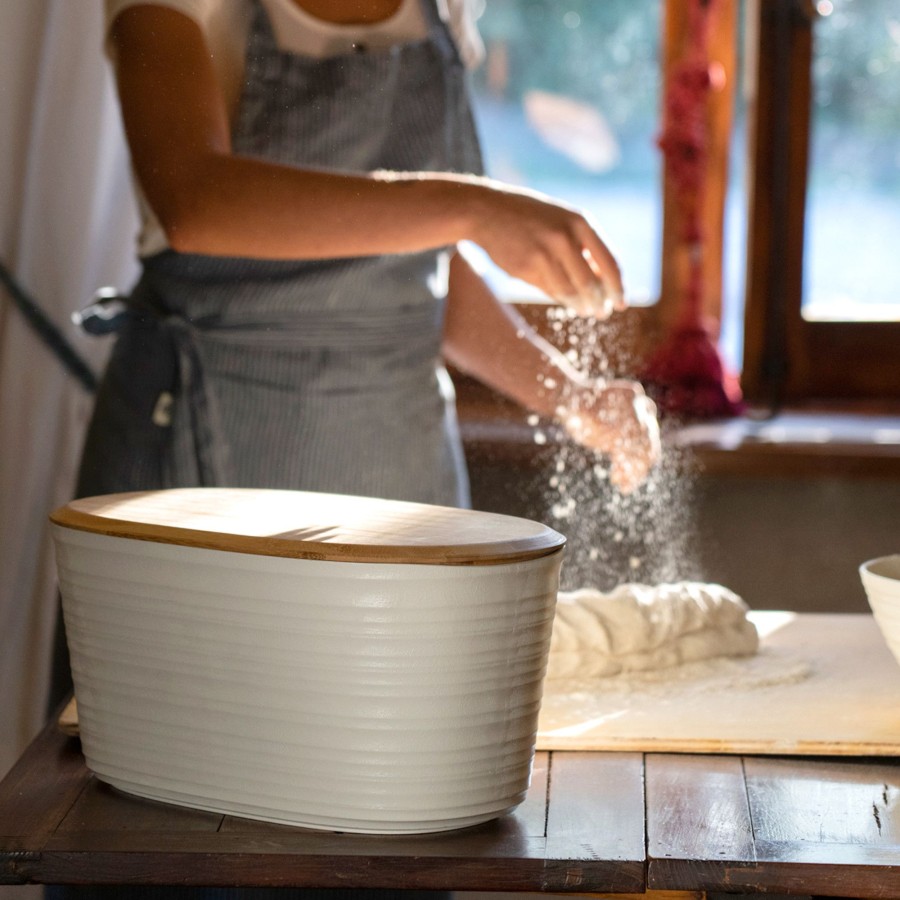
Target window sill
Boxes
[671,408,900,478]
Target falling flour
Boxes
[547,581,760,679]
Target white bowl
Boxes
[51,489,564,834]
[859,554,900,666]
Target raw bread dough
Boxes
[547,582,759,679]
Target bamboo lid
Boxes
[50,488,565,566]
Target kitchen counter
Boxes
[3,667,900,897]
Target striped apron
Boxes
[75,0,483,508]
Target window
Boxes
[804,0,900,324]
[742,0,900,404]
[466,0,899,409]
[467,0,664,306]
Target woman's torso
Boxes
[80,0,482,507]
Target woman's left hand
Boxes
[561,380,661,494]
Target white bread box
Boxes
[50,488,565,834]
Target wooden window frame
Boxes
[741,0,900,406]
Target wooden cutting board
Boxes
[536,612,900,755]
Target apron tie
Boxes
[75,290,232,487]
[163,314,233,487]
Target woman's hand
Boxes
[463,180,626,319]
[444,254,657,495]
[561,380,661,494]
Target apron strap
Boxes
[418,0,463,66]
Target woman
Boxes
[75,0,659,510]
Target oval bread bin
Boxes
[50,488,565,834]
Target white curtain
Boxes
[0,0,138,805]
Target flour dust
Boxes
[535,306,701,592]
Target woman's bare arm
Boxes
[442,254,660,493]
[109,5,623,313]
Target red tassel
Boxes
[642,319,745,419]
[643,250,743,418]
[641,0,743,420]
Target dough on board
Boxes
[547,582,759,679]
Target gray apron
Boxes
[76,0,483,508]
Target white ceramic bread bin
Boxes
[50,488,565,834]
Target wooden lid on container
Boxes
[50,488,565,566]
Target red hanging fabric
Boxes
[641,0,744,419]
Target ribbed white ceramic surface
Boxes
[860,555,900,668]
[52,526,562,833]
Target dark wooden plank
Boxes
[739,756,900,898]
[43,824,545,858]
[647,754,755,864]
[0,721,88,865]
[646,754,754,892]
[44,785,548,861]
[649,754,900,899]
[655,853,900,899]
[651,854,900,899]
[11,846,554,890]
[745,756,900,846]
[755,834,900,898]
[756,839,900,867]
[55,778,222,833]
[544,751,645,893]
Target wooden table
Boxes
[2,718,899,897]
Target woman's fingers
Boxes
[608,390,661,494]
[548,221,623,318]
[562,381,661,494]
[573,217,625,313]
[470,184,625,317]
